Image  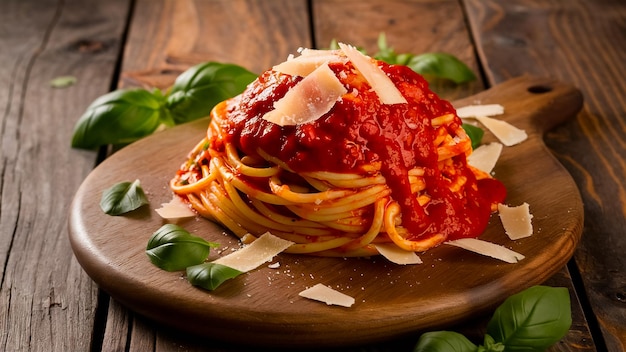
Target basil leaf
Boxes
[50,75,77,88]
[166,62,257,124]
[407,53,476,84]
[373,32,398,64]
[146,224,219,271]
[71,88,168,149]
[486,286,572,351]
[186,262,242,291]
[462,123,484,150]
[414,331,477,352]
[480,334,505,352]
[100,179,148,215]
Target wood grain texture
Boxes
[0,0,130,350]
[312,0,485,101]
[119,0,310,90]
[68,76,583,348]
[464,0,626,349]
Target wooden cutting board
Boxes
[68,76,583,348]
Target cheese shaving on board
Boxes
[154,196,196,219]
[456,104,504,118]
[374,243,422,265]
[467,142,503,174]
[338,42,407,104]
[475,116,528,146]
[498,203,534,240]
[299,283,355,307]
[445,238,525,263]
[212,232,294,272]
[262,63,347,126]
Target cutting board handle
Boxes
[454,75,584,136]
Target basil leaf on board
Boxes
[413,331,478,352]
[186,262,243,291]
[462,123,484,150]
[71,88,169,149]
[146,224,219,271]
[407,53,477,84]
[166,62,257,124]
[100,179,148,215]
[486,286,572,351]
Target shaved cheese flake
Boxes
[338,42,407,105]
[445,238,525,263]
[263,63,347,126]
[154,196,196,219]
[475,116,528,146]
[299,283,355,307]
[374,243,422,265]
[456,104,504,118]
[273,51,344,77]
[498,203,534,240]
[299,48,343,57]
[213,232,294,272]
[468,142,503,174]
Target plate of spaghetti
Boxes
[69,47,584,348]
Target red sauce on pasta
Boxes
[212,61,505,242]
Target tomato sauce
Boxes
[212,60,505,242]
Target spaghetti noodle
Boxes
[170,48,506,257]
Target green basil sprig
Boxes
[186,262,243,291]
[72,89,170,149]
[373,33,476,84]
[146,224,219,271]
[71,62,256,150]
[414,286,572,352]
[100,179,148,215]
[486,286,572,351]
[333,33,476,84]
[166,62,257,124]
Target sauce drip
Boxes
[213,61,505,241]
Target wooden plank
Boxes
[463,0,626,350]
[312,0,486,101]
[119,0,310,90]
[0,0,131,350]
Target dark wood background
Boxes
[0,0,624,351]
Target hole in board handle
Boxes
[527,85,553,94]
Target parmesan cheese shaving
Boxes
[374,243,422,265]
[154,196,196,219]
[498,203,534,240]
[456,104,504,118]
[475,116,528,146]
[338,42,407,105]
[467,142,503,174]
[299,283,355,307]
[262,63,347,126]
[273,50,345,77]
[445,238,525,263]
[212,232,294,272]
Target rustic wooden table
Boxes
[1,0,624,351]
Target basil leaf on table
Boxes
[486,286,572,351]
[407,53,477,84]
[186,262,242,291]
[462,123,484,150]
[71,88,169,149]
[166,62,257,124]
[100,179,148,215]
[414,331,478,352]
[146,224,219,271]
